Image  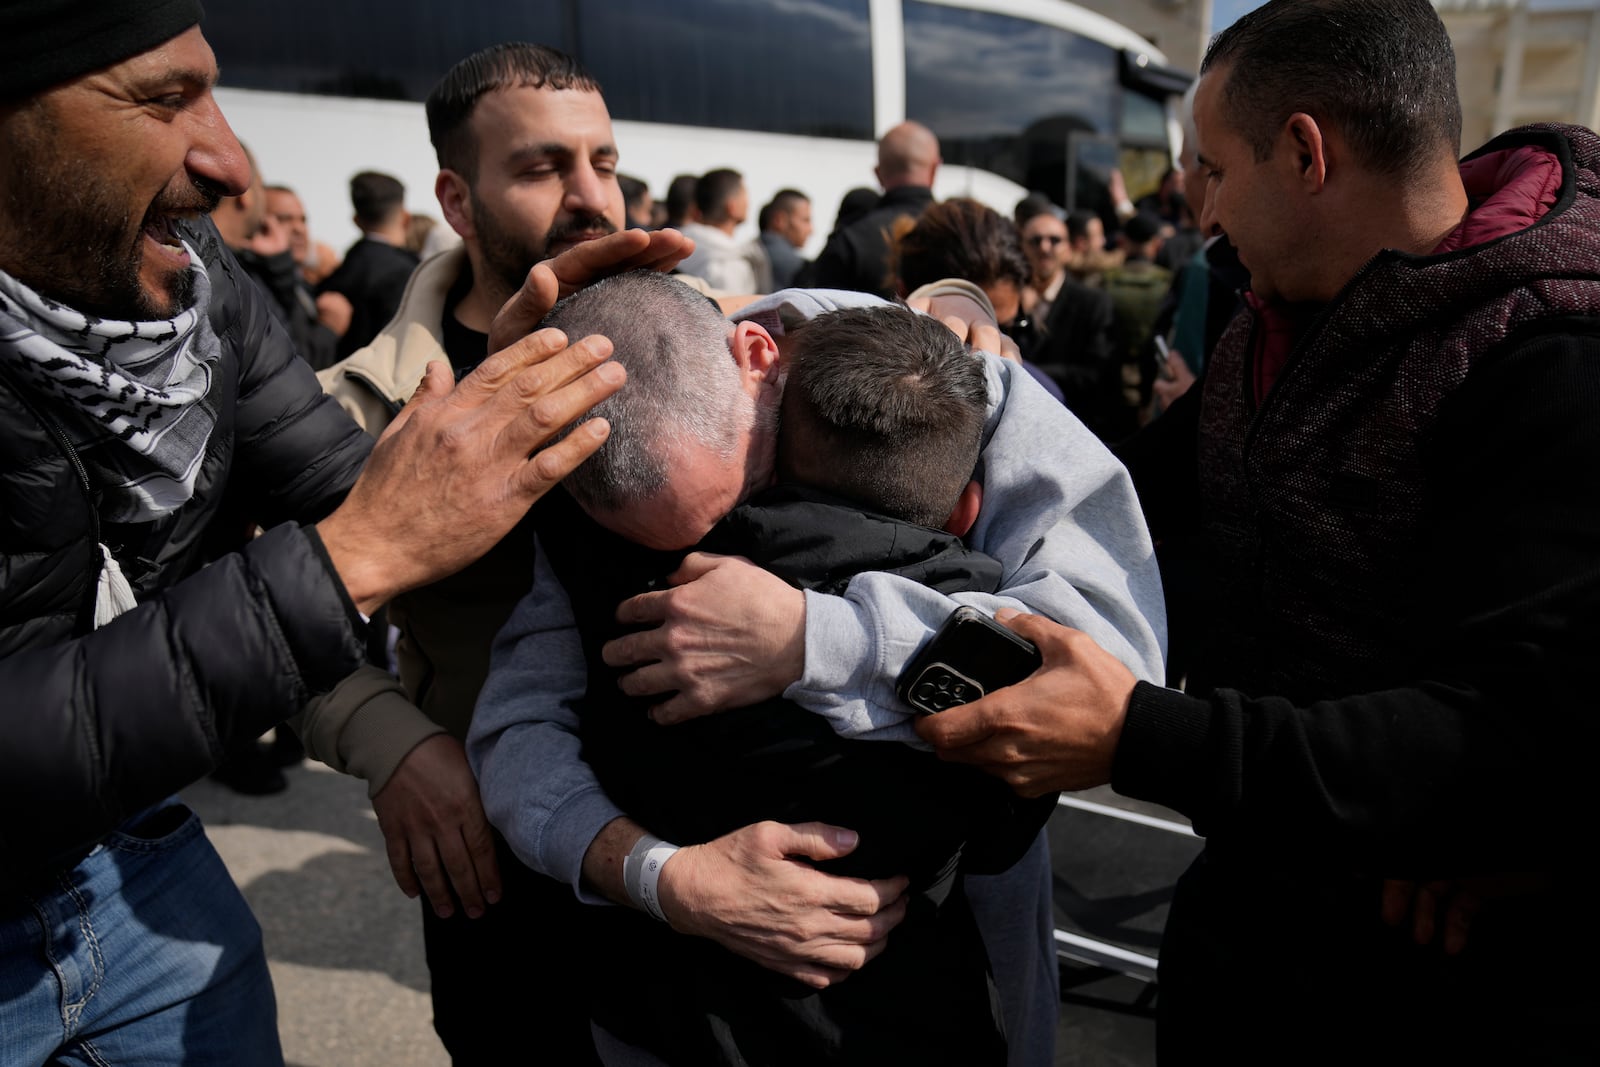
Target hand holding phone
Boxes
[896,606,1043,714]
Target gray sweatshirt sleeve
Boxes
[786,354,1168,743]
[466,540,623,900]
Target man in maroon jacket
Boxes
[919,1,1600,1061]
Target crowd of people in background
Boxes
[219,117,1211,489]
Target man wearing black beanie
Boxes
[0,6,627,1064]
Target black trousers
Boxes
[420,836,602,1066]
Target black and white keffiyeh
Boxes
[0,244,222,626]
[0,242,221,524]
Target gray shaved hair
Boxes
[542,271,748,511]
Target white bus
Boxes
[206,0,1190,257]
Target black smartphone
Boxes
[895,606,1042,714]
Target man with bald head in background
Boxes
[804,120,941,297]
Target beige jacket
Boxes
[295,247,533,795]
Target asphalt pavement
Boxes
[184,757,1165,1066]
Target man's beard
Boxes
[471,189,617,308]
[0,112,222,321]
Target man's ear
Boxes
[1282,112,1329,193]
[435,171,474,240]
[943,480,982,537]
[731,320,782,386]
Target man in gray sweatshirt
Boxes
[471,284,1167,1064]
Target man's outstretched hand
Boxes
[915,610,1136,795]
[488,228,695,355]
[317,328,623,615]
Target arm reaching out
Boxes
[318,331,622,614]
[487,229,694,354]
[915,610,1136,795]
[321,228,699,614]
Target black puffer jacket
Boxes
[0,219,373,885]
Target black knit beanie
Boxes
[0,0,205,101]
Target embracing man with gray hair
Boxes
[505,272,1050,1063]
[472,273,1169,1066]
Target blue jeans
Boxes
[0,802,282,1066]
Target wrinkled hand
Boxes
[1380,874,1553,956]
[487,228,696,355]
[659,821,909,989]
[372,735,501,920]
[317,328,624,614]
[1153,349,1197,410]
[915,610,1136,795]
[601,553,806,723]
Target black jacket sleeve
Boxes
[0,228,372,881]
[0,524,369,879]
[1110,326,1600,878]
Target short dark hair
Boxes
[1013,191,1056,228]
[779,306,987,528]
[759,188,808,232]
[1122,211,1163,246]
[349,171,405,228]
[695,168,745,224]
[1065,209,1099,243]
[665,174,698,227]
[1201,0,1461,177]
[426,43,601,179]
[617,173,649,210]
[893,198,1027,295]
[540,271,746,512]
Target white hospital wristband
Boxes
[622,834,680,922]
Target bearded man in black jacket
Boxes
[0,5,627,1064]
[918,1,1600,1062]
